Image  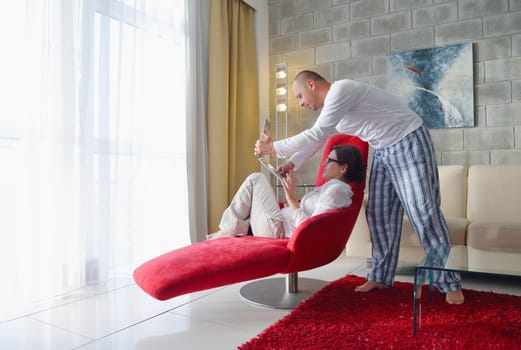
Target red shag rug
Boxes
[239,275,521,350]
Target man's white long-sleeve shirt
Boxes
[274,79,423,170]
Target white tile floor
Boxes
[1,254,520,350]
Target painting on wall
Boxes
[387,43,474,129]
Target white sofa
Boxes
[346,164,521,272]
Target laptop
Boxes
[258,157,283,180]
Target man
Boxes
[254,70,464,304]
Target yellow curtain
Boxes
[207,0,259,232]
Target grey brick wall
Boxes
[268,0,521,171]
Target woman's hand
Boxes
[282,170,299,210]
[254,130,275,157]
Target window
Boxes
[0,0,189,302]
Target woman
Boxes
[207,145,364,239]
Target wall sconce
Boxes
[276,103,287,112]
[275,87,287,96]
[275,70,287,79]
[274,63,288,197]
[274,62,288,143]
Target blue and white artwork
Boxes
[387,43,474,128]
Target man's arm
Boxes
[257,80,354,169]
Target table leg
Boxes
[413,268,419,335]
[429,270,433,302]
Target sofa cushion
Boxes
[467,221,521,250]
[467,165,521,222]
[400,216,468,247]
[399,165,468,248]
[467,246,521,274]
[438,165,467,218]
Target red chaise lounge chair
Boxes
[133,134,368,308]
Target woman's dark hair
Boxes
[331,145,365,184]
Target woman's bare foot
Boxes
[446,290,464,304]
[354,280,389,292]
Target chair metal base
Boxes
[239,275,327,309]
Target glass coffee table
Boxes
[413,245,521,335]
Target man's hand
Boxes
[276,161,295,177]
[254,130,275,157]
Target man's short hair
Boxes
[294,70,327,84]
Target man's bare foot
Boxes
[415,286,422,299]
[354,280,389,292]
[446,290,464,304]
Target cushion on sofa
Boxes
[400,216,468,247]
[467,246,521,274]
[466,165,521,256]
[400,165,468,248]
[345,197,372,258]
[438,165,467,217]
[467,221,521,251]
[467,165,521,222]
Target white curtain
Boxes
[0,0,191,302]
[186,0,210,243]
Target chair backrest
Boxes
[281,134,368,273]
[315,134,369,191]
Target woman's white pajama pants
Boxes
[218,173,286,238]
